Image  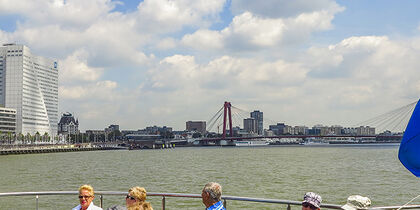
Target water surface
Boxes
[0,144,418,209]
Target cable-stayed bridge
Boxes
[196,101,416,146]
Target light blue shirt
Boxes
[207,201,226,210]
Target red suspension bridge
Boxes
[195,101,416,146]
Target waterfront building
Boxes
[311,125,330,135]
[343,127,357,135]
[105,124,119,133]
[186,121,206,134]
[293,126,308,135]
[0,43,58,135]
[145,125,172,134]
[243,118,257,134]
[357,126,375,135]
[269,123,286,135]
[283,125,293,134]
[329,125,343,135]
[264,129,274,136]
[0,107,16,134]
[250,110,263,135]
[57,112,79,135]
[86,129,106,142]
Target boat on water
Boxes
[235,140,269,146]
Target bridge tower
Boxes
[222,101,233,138]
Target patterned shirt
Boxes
[207,201,226,210]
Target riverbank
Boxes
[0,144,126,155]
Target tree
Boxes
[26,133,31,144]
[43,132,49,142]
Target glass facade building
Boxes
[0,107,16,134]
[250,110,263,135]
[0,44,58,135]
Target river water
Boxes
[1,144,419,209]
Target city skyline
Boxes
[1,0,420,131]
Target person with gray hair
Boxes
[201,182,226,210]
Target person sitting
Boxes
[201,182,226,210]
[73,184,103,210]
[302,192,322,210]
[125,186,153,210]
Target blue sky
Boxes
[0,0,420,132]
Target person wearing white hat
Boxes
[341,195,371,210]
[302,192,322,210]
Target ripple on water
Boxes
[1,145,419,209]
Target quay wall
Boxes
[0,145,125,155]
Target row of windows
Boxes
[0,128,16,132]
[22,121,49,127]
[22,100,46,109]
[22,117,48,122]
[0,110,16,113]
[0,115,16,120]
[7,54,22,57]
[22,111,48,119]
[7,50,23,53]
[34,65,59,76]
[22,104,46,113]
[0,122,16,126]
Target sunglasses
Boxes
[126,195,136,201]
[302,203,317,210]
[78,195,92,199]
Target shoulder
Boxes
[72,204,81,210]
[90,204,103,210]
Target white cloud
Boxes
[182,6,343,52]
[156,37,177,50]
[0,0,117,29]
[59,80,117,100]
[136,0,225,33]
[60,49,103,83]
[181,29,223,50]
[1,0,419,131]
[231,0,342,18]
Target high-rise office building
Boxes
[0,107,16,134]
[186,121,206,134]
[250,110,263,135]
[243,118,257,134]
[0,43,58,135]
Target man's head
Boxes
[201,182,222,208]
[78,185,95,210]
[302,192,322,210]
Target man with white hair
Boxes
[201,182,226,210]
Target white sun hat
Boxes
[341,195,371,210]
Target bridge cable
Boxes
[372,102,415,132]
[207,106,224,133]
[356,101,416,127]
[390,103,416,132]
[373,104,411,132]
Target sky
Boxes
[0,0,420,132]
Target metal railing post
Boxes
[100,195,103,208]
[162,196,166,210]
[36,195,39,210]
[223,198,227,209]
[287,204,291,210]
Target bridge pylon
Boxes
[222,101,233,138]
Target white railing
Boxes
[1,191,420,209]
